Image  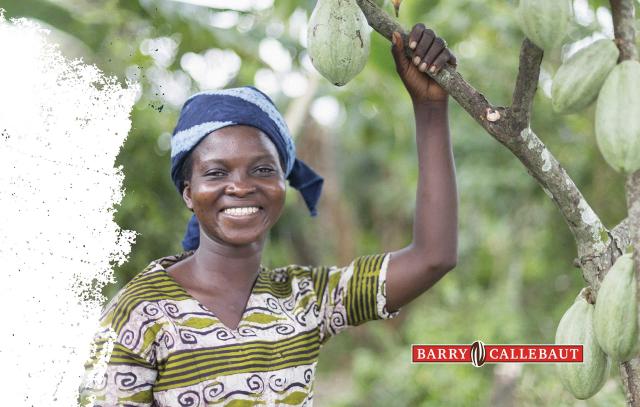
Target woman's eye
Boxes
[255,167,275,175]
[205,170,227,177]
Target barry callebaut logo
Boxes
[412,341,582,367]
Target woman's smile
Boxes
[219,205,264,221]
[221,206,262,217]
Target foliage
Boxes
[3,0,631,404]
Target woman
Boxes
[79,24,457,406]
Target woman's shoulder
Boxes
[268,253,389,276]
[99,252,190,325]
[263,262,332,283]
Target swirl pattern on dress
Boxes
[202,381,225,402]
[142,303,161,317]
[114,372,138,389]
[282,296,295,311]
[275,323,296,335]
[268,374,287,392]
[303,368,313,383]
[246,374,265,393]
[120,328,137,348]
[177,390,200,406]
[159,330,175,350]
[297,279,311,291]
[237,325,258,337]
[177,328,198,344]
[162,302,181,318]
[265,297,281,313]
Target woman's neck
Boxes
[186,234,265,294]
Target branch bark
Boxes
[623,171,640,406]
[511,38,543,125]
[611,0,639,61]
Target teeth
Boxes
[223,207,259,216]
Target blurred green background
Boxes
[3,0,633,405]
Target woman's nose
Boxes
[224,178,256,197]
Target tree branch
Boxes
[511,39,544,125]
[356,0,499,130]
[622,171,640,407]
[611,0,639,61]
[610,217,632,274]
[355,0,609,288]
[502,127,609,288]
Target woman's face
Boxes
[182,125,286,247]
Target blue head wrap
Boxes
[170,86,324,251]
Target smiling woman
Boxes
[78,23,458,407]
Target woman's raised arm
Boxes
[385,24,458,312]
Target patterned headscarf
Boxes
[170,86,324,250]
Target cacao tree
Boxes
[352,0,640,403]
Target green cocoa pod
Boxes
[307,0,371,86]
[555,292,610,400]
[517,0,572,51]
[551,39,619,114]
[595,60,640,173]
[594,253,639,362]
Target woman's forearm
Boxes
[411,99,458,270]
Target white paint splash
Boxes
[0,16,138,406]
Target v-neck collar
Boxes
[154,250,266,333]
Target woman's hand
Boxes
[391,24,457,103]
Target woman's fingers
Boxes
[422,38,446,72]
[430,48,455,74]
[408,23,425,50]
[413,29,435,69]
[406,23,456,74]
[448,52,457,68]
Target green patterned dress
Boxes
[79,251,400,406]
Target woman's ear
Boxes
[182,182,194,212]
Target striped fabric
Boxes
[78,251,400,406]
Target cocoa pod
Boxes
[551,39,619,114]
[517,0,572,51]
[555,291,610,399]
[595,60,640,173]
[307,0,371,86]
[594,253,639,362]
